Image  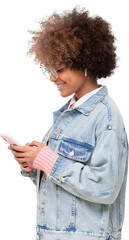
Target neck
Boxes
[75,76,99,99]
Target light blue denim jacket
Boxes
[22,85,128,240]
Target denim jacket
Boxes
[21,85,128,240]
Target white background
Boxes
[0,0,128,239]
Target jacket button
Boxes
[69,149,74,156]
[39,207,43,211]
[38,232,43,236]
[56,128,61,131]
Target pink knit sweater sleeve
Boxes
[20,146,58,174]
[20,165,35,173]
[33,146,58,175]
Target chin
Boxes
[60,91,72,98]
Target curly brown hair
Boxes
[27,6,117,79]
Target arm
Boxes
[46,130,128,204]
[8,131,128,202]
[21,168,38,185]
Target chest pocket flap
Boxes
[57,138,94,162]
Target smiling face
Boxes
[50,68,98,99]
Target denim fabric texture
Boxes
[21,85,128,240]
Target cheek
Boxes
[60,82,78,97]
[68,80,82,91]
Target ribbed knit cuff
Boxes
[33,146,58,175]
[20,165,35,173]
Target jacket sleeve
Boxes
[47,129,128,204]
[21,168,37,186]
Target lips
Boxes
[57,83,66,90]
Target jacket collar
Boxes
[75,85,108,115]
[53,85,108,123]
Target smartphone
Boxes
[0,134,21,145]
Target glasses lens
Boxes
[42,69,51,80]
[51,71,58,79]
[42,69,59,80]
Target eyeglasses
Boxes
[42,68,64,80]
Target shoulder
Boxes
[96,94,127,146]
[101,95,124,128]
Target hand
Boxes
[8,141,45,168]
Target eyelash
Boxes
[56,68,64,73]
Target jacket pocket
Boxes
[57,137,94,162]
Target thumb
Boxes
[26,142,31,146]
[29,141,39,147]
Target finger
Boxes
[11,150,26,158]
[14,156,26,163]
[26,142,31,146]
[30,141,45,148]
[21,162,28,168]
[29,141,39,147]
[17,161,27,167]
[22,165,28,168]
[10,144,26,152]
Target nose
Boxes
[50,74,58,82]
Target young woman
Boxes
[8,7,128,240]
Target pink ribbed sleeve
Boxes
[33,146,58,175]
[20,165,35,173]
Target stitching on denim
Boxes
[61,137,94,150]
[101,99,112,126]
